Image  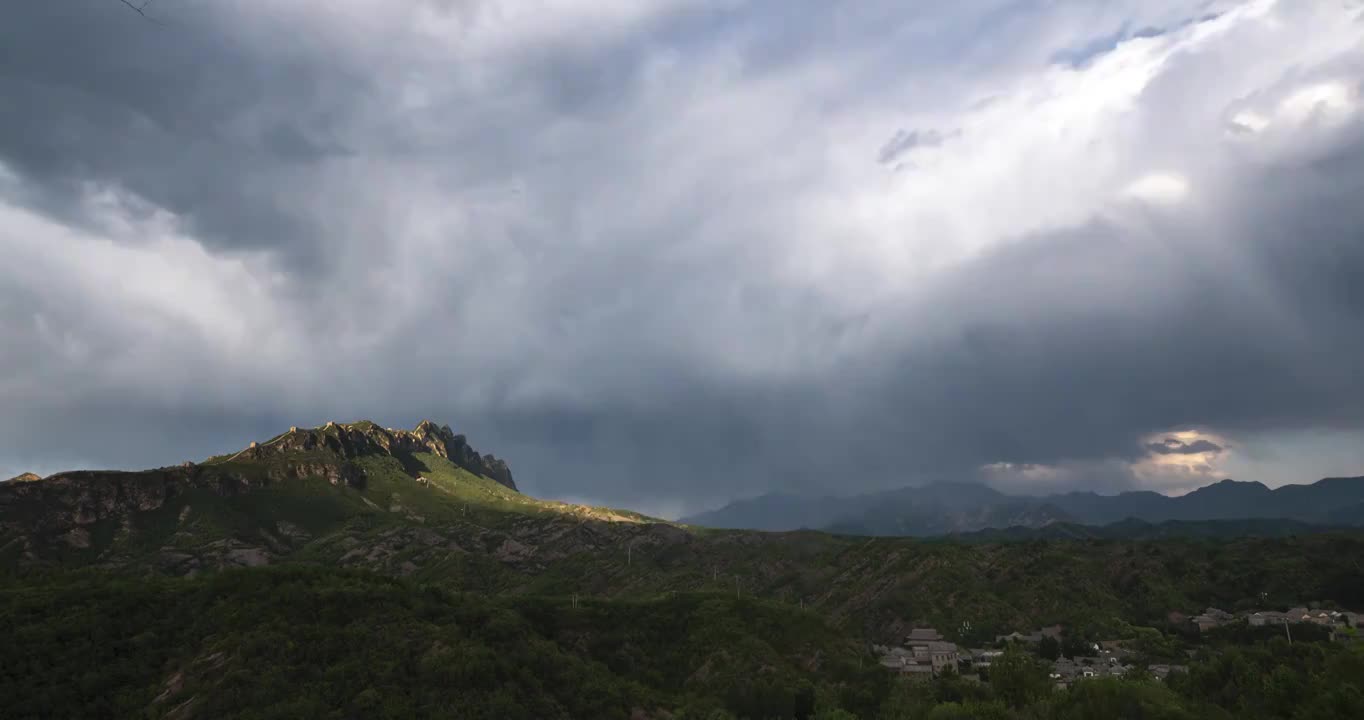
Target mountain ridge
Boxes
[204,419,517,491]
[682,476,1364,535]
[944,516,1354,543]
[3,419,1364,656]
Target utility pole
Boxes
[735,576,740,599]
[1283,618,1293,645]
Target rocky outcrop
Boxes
[239,420,517,491]
[5,472,42,483]
[478,455,516,492]
[0,460,365,540]
[265,461,365,488]
[0,419,520,570]
[1,468,201,535]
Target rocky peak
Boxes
[5,472,43,483]
[237,420,517,491]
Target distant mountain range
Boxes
[680,476,1364,536]
[946,517,1354,543]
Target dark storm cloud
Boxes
[859,155,1364,474]
[0,4,367,268]
[2,1,1363,515]
[489,143,1364,506]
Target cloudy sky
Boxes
[2,0,1363,517]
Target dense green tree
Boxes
[1060,629,1095,658]
[925,700,1014,719]
[989,647,1052,709]
[4,564,1364,719]
[877,678,937,719]
[1033,678,1206,720]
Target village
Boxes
[875,606,1361,689]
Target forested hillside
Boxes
[3,566,1362,719]
[3,422,1363,718]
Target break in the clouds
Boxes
[1146,438,1224,456]
[2,0,1364,517]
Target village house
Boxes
[994,625,1063,645]
[1095,646,1131,667]
[1246,607,1360,628]
[906,629,959,675]
[966,649,1003,672]
[1050,658,1080,686]
[917,641,961,675]
[1285,607,1313,624]
[1049,657,1122,687]
[876,647,934,677]
[875,628,960,677]
[878,647,923,673]
[1150,665,1188,682]
[907,628,944,643]
[1248,611,1289,627]
[1191,607,1235,632]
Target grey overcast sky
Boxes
[2,0,1363,518]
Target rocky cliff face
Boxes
[238,420,516,491]
[0,461,366,540]
[0,420,513,550]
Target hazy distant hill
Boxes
[1051,477,1364,526]
[823,484,1075,537]
[680,483,1037,535]
[946,517,1350,543]
[678,492,869,532]
[682,476,1364,536]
